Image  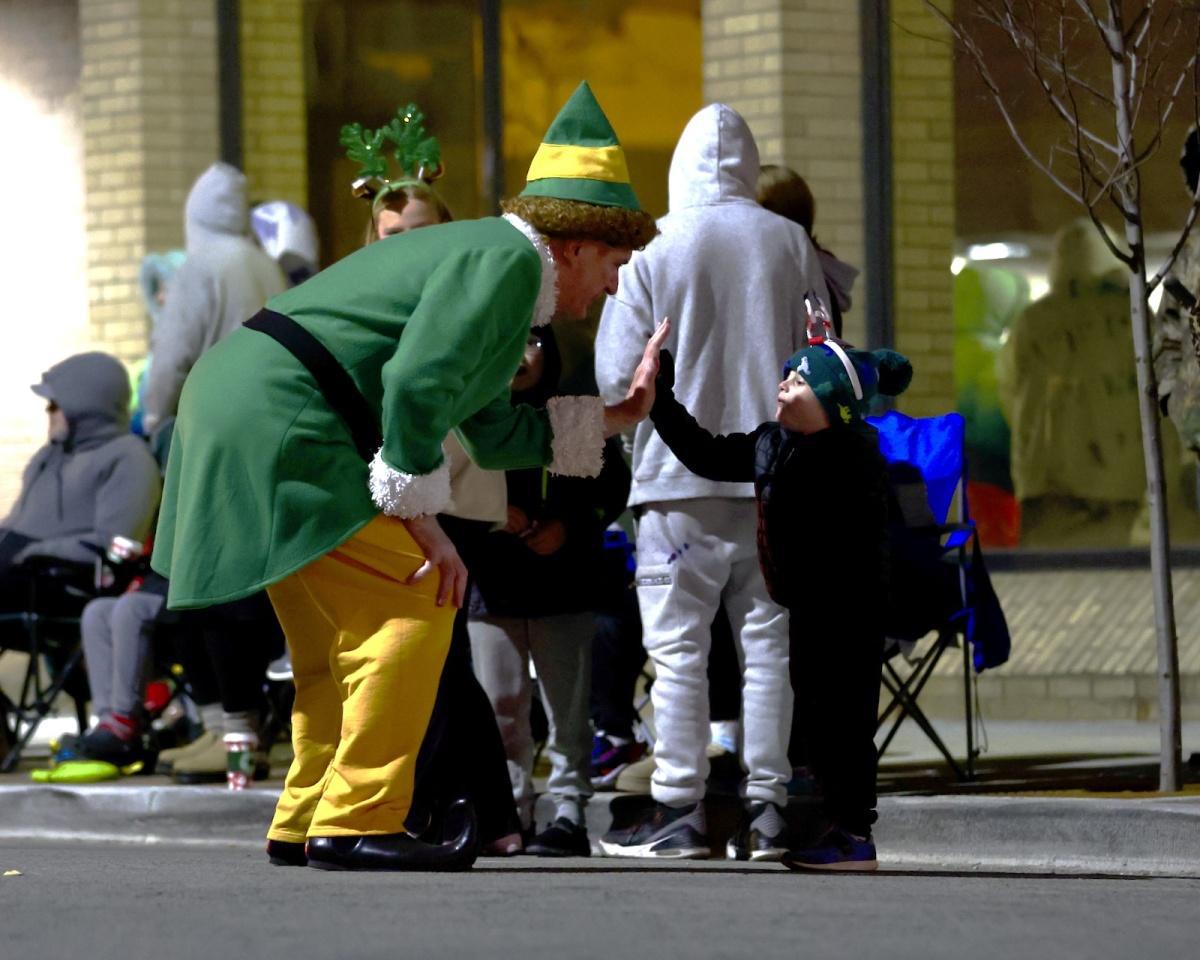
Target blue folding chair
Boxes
[867,410,1011,781]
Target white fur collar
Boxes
[502,212,558,328]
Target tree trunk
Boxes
[1111,27,1184,792]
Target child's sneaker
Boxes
[525,817,591,857]
[590,734,646,789]
[76,726,144,767]
[726,800,788,862]
[599,801,710,859]
[782,825,878,872]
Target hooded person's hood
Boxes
[1048,218,1120,295]
[184,162,249,251]
[31,352,131,450]
[667,103,760,212]
[139,250,186,326]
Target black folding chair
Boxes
[0,554,139,772]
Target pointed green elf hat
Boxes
[521,81,642,211]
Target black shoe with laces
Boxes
[525,817,591,857]
[726,800,788,862]
[599,801,710,859]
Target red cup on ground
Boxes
[223,732,258,790]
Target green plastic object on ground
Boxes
[31,759,143,784]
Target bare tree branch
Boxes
[1072,0,1119,58]
[1149,194,1200,293]
[926,1,1094,207]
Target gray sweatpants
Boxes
[468,612,595,828]
[635,498,792,808]
[80,590,164,719]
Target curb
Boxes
[3,785,1198,876]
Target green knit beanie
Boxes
[784,342,913,426]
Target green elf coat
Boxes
[151,214,604,608]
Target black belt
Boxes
[244,309,382,463]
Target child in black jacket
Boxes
[648,338,911,871]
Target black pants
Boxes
[789,604,884,836]
[409,516,521,845]
[170,592,283,713]
[589,586,644,740]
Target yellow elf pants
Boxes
[264,515,454,841]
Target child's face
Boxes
[777,370,830,434]
[510,335,545,392]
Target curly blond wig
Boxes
[500,195,658,250]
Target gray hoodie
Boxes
[142,163,287,431]
[3,353,161,566]
[595,104,829,505]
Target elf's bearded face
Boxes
[777,371,830,434]
[550,239,631,319]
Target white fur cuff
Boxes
[546,395,605,478]
[368,449,452,518]
[502,212,558,328]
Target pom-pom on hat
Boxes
[784,342,912,427]
[520,81,643,212]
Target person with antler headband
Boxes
[150,82,664,871]
[345,103,453,245]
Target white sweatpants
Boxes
[635,498,792,807]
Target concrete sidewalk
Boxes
[4,719,1199,876]
[2,781,1198,878]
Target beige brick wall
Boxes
[702,0,867,345]
[80,0,220,365]
[890,0,956,416]
[240,0,307,207]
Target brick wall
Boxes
[702,0,867,345]
[240,0,308,208]
[890,0,956,416]
[80,0,220,365]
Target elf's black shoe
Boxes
[525,817,591,857]
[266,839,307,867]
[306,799,478,872]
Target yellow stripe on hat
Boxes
[526,143,630,184]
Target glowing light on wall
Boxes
[966,241,1031,261]
[0,78,90,513]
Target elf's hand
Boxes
[401,514,467,607]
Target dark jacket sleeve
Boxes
[649,374,758,484]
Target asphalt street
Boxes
[1,840,1198,960]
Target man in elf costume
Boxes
[151,82,663,871]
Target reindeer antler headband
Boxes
[340,103,445,207]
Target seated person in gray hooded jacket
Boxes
[0,352,161,642]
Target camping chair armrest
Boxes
[933,520,976,552]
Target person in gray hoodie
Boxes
[0,351,160,582]
[142,162,286,435]
[595,103,829,860]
